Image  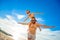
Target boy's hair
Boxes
[26,10,30,12]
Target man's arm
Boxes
[37,23,42,31]
[18,22,28,25]
[37,23,55,28]
[37,23,55,31]
[42,25,55,28]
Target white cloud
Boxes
[0,14,60,40]
[16,14,25,19]
[6,15,14,20]
[36,29,60,40]
[0,15,28,40]
[11,10,25,20]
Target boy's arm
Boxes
[18,22,28,25]
[23,17,29,22]
[32,12,43,14]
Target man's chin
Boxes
[32,22,36,24]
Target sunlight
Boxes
[0,14,60,40]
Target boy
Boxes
[23,10,35,22]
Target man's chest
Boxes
[30,24,37,28]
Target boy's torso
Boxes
[28,14,34,19]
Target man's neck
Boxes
[31,22,36,24]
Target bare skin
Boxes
[19,12,55,40]
[28,22,54,35]
[18,22,41,40]
[18,21,54,40]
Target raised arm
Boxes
[37,23,55,28]
[37,23,55,31]
[18,22,28,25]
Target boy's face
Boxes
[26,11,30,14]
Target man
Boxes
[18,17,54,40]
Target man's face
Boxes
[32,18,35,20]
[26,11,30,14]
[31,20,36,24]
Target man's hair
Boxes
[31,17,37,22]
[32,17,35,19]
[26,10,30,12]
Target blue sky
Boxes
[0,0,60,31]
